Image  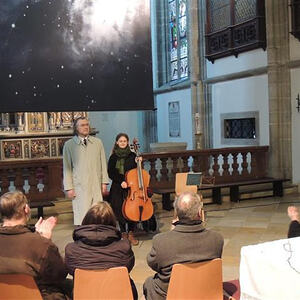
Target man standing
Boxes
[63,117,109,225]
[0,191,68,299]
[143,192,224,300]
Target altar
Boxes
[0,112,88,201]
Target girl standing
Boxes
[107,133,139,245]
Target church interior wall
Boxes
[289,6,300,62]
[206,49,267,79]
[290,37,300,60]
[89,111,143,159]
[156,88,193,150]
[291,68,300,184]
[289,8,300,184]
[211,75,269,148]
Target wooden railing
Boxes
[0,146,270,201]
[141,146,269,189]
[0,159,64,202]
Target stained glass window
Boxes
[168,0,188,81]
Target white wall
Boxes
[211,75,269,148]
[207,48,267,79]
[89,111,143,159]
[156,88,193,149]
[291,69,300,184]
[290,36,300,60]
[289,12,300,184]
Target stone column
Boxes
[189,0,203,149]
[17,113,25,132]
[4,113,10,131]
[265,0,292,178]
[48,112,56,131]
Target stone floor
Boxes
[35,192,300,299]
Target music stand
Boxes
[186,172,202,188]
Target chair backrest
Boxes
[175,173,198,196]
[167,258,223,300]
[0,274,42,300]
[74,267,134,300]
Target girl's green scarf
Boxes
[115,146,131,175]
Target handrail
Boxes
[0,158,64,201]
[141,146,269,189]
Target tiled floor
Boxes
[40,193,300,299]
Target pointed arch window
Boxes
[168,0,189,81]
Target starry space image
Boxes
[0,0,153,112]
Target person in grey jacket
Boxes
[143,192,224,300]
[63,117,109,225]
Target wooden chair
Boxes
[175,172,198,196]
[166,258,223,300]
[0,274,42,300]
[73,267,134,300]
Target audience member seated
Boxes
[64,201,137,299]
[143,192,224,300]
[287,206,300,238]
[0,191,68,299]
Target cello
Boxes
[122,138,154,222]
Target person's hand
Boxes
[35,216,57,239]
[135,156,142,163]
[121,181,128,189]
[288,206,300,222]
[102,184,109,197]
[66,189,76,199]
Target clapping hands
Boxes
[35,216,57,239]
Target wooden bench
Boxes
[30,201,55,218]
[152,177,289,210]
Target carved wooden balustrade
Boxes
[0,146,269,202]
[141,146,269,189]
[0,159,64,202]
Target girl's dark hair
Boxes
[81,201,117,227]
[112,133,130,153]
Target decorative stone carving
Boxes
[0,111,87,161]
[3,140,22,159]
[58,138,69,156]
[73,111,87,119]
[24,140,30,158]
[28,112,44,132]
[48,112,56,131]
[31,139,50,159]
[4,113,10,131]
[61,112,73,128]
[51,139,57,156]
[17,113,25,132]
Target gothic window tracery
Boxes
[168,0,189,81]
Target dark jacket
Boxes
[144,221,224,300]
[108,152,137,184]
[65,224,135,276]
[288,220,300,238]
[0,225,67,300]
[107,152,136,223]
